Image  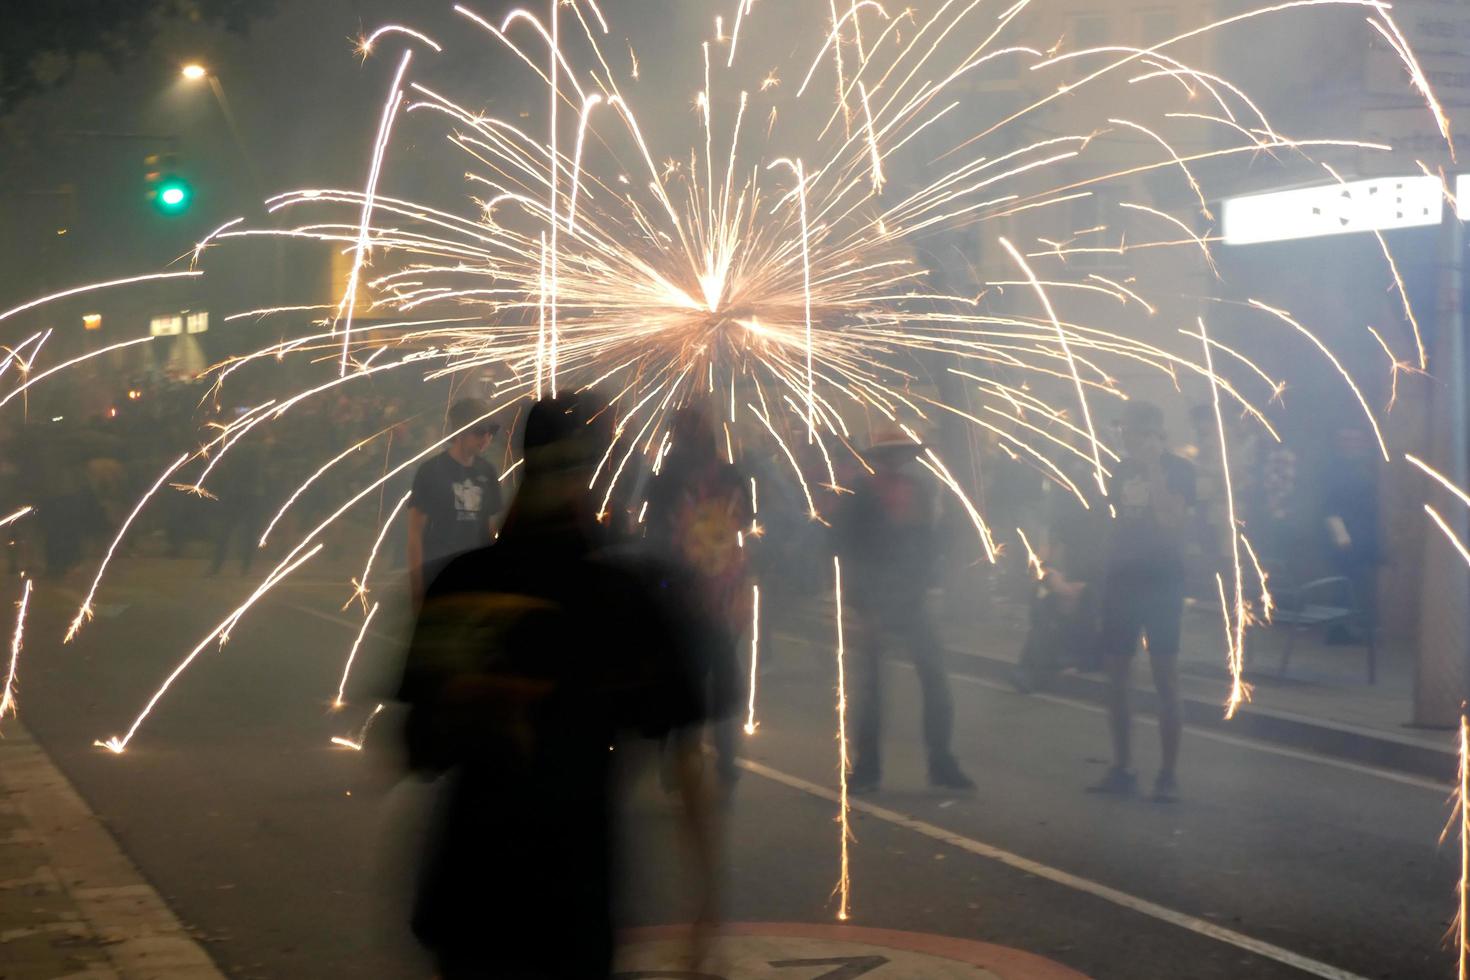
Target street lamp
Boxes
[177,59,282,301]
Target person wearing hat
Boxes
[836,425,975,794]
[406,397,503,603]
[1089,399,1195,802]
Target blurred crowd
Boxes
[0,371,445,578]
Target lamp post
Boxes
[180,62,284,305]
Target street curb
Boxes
[0,720,226,980]
[948,649,1458,783]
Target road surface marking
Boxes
[621,922,1088,978]
[739,758,1373,980]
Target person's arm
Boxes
[407,507,428,602]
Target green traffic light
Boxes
[154,177,192,214]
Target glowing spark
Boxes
[363,24,443,54]
[832,555,851,922]
[0,337,155,412]
[548,0,561,398]
[65,454,191,644]
[568,94,605,234]
[1239,533,1275,624]
[919,449,998,563]
[1198,318,1251,718]
[768,158,816,441]
[0,507,34,531]
[261,426,394,546]
[1457,713,1469,979]
[744,583,761,735]
[1367,12,1455,160]
[191,217,245,266]
[335,49,413,376]
[0,579,34,721]
[1408,454,1470,512]
[344,491,413,612]
[1016,528,1045,580]
[857,81,885,193]
[1248,299,1389,461]
[748,403,819,520]
[1426,505,1470,570]
[0,271,201,325]
[96,544,324,754]
[223,304,335,323]
[727,0,752,67]
[333,602,381,709]
[998,237,1106,498]
[331,703,386,751]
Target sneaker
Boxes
[1151,771,1179,803]
[1086,766,1137,796]
[929,758,977,792]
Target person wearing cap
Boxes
[836,426,975,794]
[406,397,502,603]
[1089,400,1195,802]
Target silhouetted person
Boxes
[406,398,501,604]
[643,405,750,793]
[1089,401,1195,802]
[398,394,717,979]
[836,427,973,794]
[209,431,272,576]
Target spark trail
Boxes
[0,0,1460,928]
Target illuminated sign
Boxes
[1222,175,1444,245]
[82,313,102,331]
[185,311,209,334]
[149,315,183,336]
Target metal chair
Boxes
[1271,575,1376,683]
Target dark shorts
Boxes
[1099,575,1185,661]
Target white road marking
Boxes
[739,757,1374,980]
[295,600,1408,976]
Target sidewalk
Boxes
[938,594,1458,783]
[0,719,224,980]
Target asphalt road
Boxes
[9,558,1459,979]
